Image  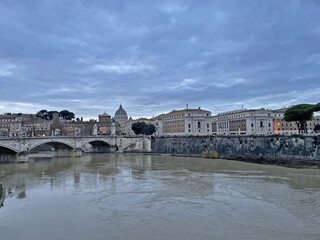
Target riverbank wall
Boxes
[151,135,320,162]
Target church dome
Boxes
[115,104,127,116]
[114,104,128,123]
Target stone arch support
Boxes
[0,143,19,154]
[122,137,151,152]
[81,139,113,148]
[26,140,75,152]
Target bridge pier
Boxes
[72,148,83,157]
[16,154,29,163]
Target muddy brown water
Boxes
[0,153,320,240]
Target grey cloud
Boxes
[0,0,319,118]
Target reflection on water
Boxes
[0,182,5,208]
[0,153,320,240]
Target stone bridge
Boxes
[0,136,151,156]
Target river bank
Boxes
[166,153,320,169]
[151,135,320,168]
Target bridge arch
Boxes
[0,144,18,154]
[27,140,75,152]
[82,139,118,152]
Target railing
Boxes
[0,135,148,140]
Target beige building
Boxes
[59,120,96,137]
[97,112,112,135]
[153,107,212,136]
[0,113,51,137]
[54,112,121,136]
[273,108,320,134]
[212,108,274,135]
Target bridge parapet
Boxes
[0,136,151,155]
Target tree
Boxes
[144,123,156,135]
[59,110,75,120]
[36,110,48,119]
[131,122,156,135]
[284,103,320,133]
[132,122,146,135]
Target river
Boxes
[0,153,320,240]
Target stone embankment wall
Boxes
[152,135,320,161]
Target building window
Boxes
[260,121,263,128]
[198,122,201,128]
[251,123,254,128]
[188,123,191,128]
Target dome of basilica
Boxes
[114,104,128,123]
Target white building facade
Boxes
[212,109,274,135]
[153,107,212,136]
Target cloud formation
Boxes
[0,0,320,118]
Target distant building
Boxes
[98,112,111,123]
[59,121,96,136]
[273,108,320,134]
[212,108,274,135]
[153,107,212,136]
[0,113,51,137]
[114,104,128,123]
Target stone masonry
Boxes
[152,135,320,161]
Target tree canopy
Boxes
[36,110,48,119]
[284,103,320,133]
[36,110,75,121]
[131,122,156,135]
[59,110,75,120]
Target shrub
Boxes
[202,150,219,158]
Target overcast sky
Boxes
[1,0,320,119]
